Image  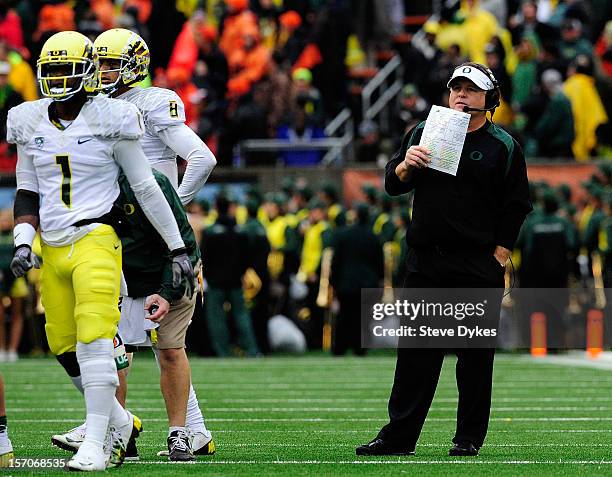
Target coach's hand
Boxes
[145,294,170,323]
[10,245,41,278]
[404,145,431,169]
[171,248,196,298]
[396,146,431,182]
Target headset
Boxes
[450,62,501,113]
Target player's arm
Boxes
[11,145,41,277]
[158,124,217,205]
[113,139,196,293]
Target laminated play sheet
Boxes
[419,105,470,176]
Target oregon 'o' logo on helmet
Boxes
[470,151,484,161]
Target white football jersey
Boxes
[117,87,185,188]
[7,96,144,233]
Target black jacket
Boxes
[201,216,249,288]
[385,121,532,250]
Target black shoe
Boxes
[449,442,479,456]
[125,436,139,461]
[356,438,415,456]
[167,430,195,461]
[124,414,143,461]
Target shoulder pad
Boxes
[6,99,51,145]
[130,87,186,133]
[82,96,144,140]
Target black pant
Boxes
[333,291,366,356]
[377,247,504,450]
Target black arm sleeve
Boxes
[14,189,40,220]
[495,140,533,250]
[384,122,424,196]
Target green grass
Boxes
[2,353,612,476]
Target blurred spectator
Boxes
[595,20,612,78]
[354,0,395,65]
[459,0,499,65]
[0,1,23,50]
[563,55,608,159]
[508,1,558,48]
[484,42,514,125]
[277,105,326,166]
[201,194,259,357]
[168,10,211,76]
[253,0,280,51]
[0,60,23,141]
[427,43,468,105]
[356,119,381,163]
[330,202,382,356]
[277,10,306,66]
[512,36,538,110]
[559,19,593,66]
[116,5,150,44]
[309,0,351,117]
[0,42,36,102]
[0,209,25,362]
[531,69,574,158]
[480,0,507,26]
[241,197,272,353]
[34,2,75,45]
[224,82,271,166]
[227,26,271,99]
[266,51,292,133]
[219,0,258,59]
[393,83,430,140]
[290,67,323,127]
[77,8,104,43]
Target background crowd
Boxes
[0,0,608,167]
[0,0,611,358]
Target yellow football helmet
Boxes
[94,28,150,94]
[37,31,98,100]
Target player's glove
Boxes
[171,248,196,298]
[10,245,41,278]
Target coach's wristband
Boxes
[13,222,36,248]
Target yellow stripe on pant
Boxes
[41,224,122,355]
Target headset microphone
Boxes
[462,105,496,113]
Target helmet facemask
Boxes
[37,58,97,101]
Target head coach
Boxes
[356,63,532,457]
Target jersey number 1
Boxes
[55,155,72,208]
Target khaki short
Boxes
[155,293,196,349]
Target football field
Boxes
[3,352,612,476]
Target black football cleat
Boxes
[356,438,415,456]
[449,442,479,456]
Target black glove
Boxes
[10,245,41,278]
[171,248,196,298]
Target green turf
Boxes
[2,353,612,476]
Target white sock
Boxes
[109,398,130,429]
[168,425,186,437]
[83,410,109,448]
[71,375,84,394]
[186,384,210,437]
[77,339,118,448]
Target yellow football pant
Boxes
[41,225,121,355]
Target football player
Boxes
[7,31,195,471]
[92,28,215,458]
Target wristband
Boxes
[13,222,36,248]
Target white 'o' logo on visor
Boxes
[462,67,471,73]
